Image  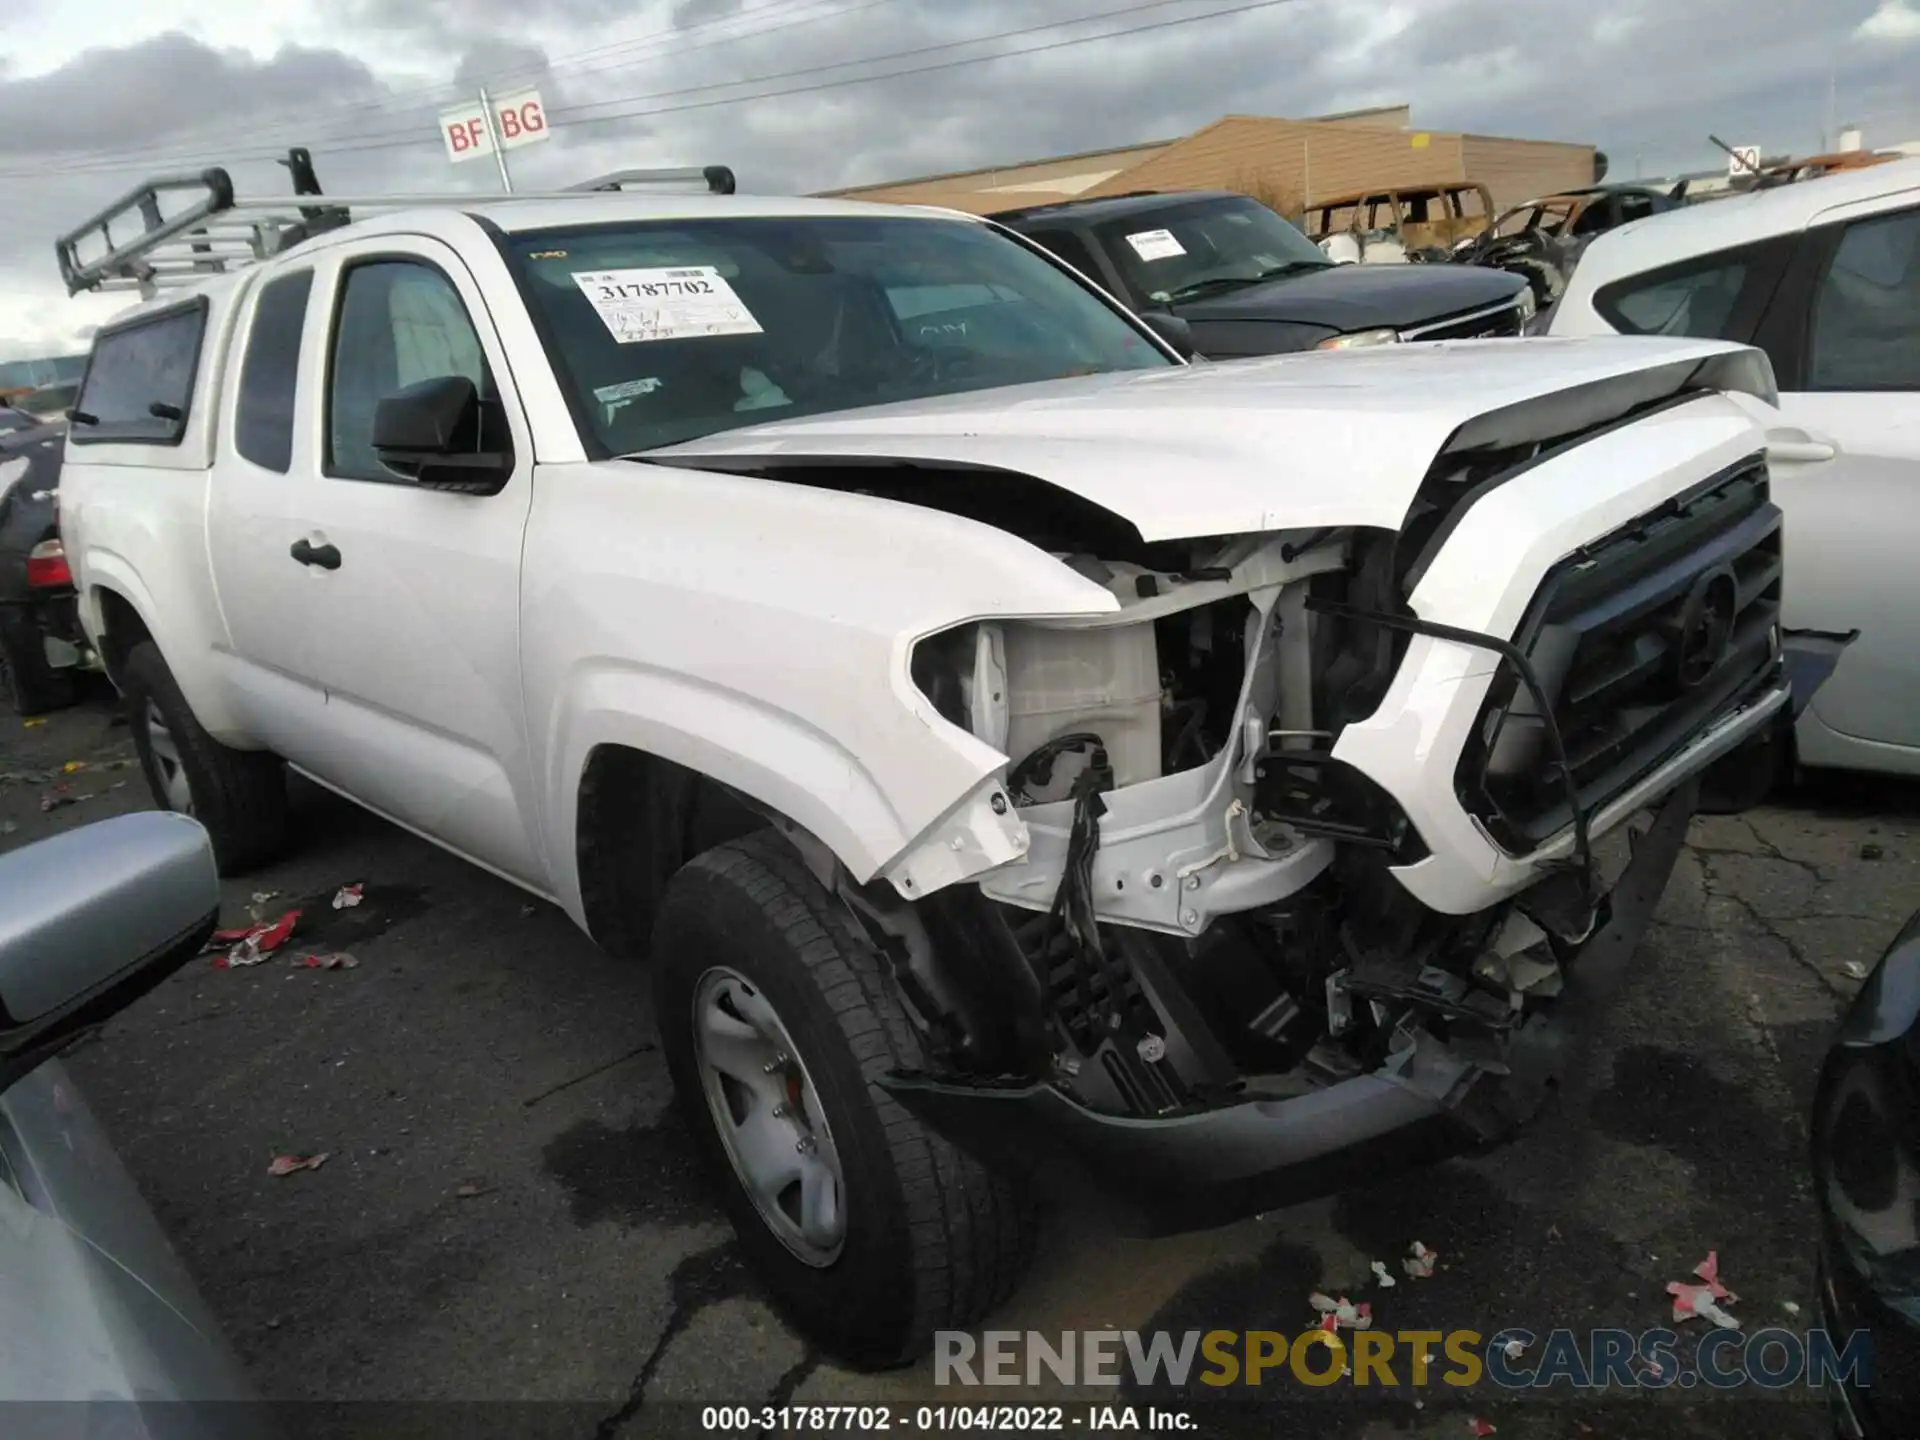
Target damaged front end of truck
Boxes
[664,342,1826,1235]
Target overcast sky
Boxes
[1,0,1915,357]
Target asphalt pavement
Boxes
[4,691,1914,1440]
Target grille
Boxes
[1457,456,1783,852]
[1400,300,1525,343]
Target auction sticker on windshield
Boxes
[573,267,763,343]
[1124,228,1187,261]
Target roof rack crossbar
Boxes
[56,152,736,297]
[565,165,736,194]
[56,167,236,296]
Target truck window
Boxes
[234,269,314,473]
[1022,229,1103,280]
[69,302,205,446]
[326,260,491,483]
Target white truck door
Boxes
[1770,196,1920,771]
[214,236,546,887]
[208,265,330,748]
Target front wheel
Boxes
[123,640,289,874]
[653,831,1036,1368]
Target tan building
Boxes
[824,106,1595,218]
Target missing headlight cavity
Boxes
[913,577,1254,806]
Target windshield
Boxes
[1494,201,1576,238]
[1091,195,1331,306]
[504,215,1172,456]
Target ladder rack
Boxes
[55,150,738,297]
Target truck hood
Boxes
[1173,260,1524,333]
[645,336,1775,542]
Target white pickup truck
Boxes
[55,164,1817,1366]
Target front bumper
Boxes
[882,774,1697,1235]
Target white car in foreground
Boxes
[52,166,1811,1365]
[1551,157,1920,781]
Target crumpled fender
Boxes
[523,459,1124,918]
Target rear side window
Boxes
[70,302,206,446]
[234,270,314,472]
[1808,206,1920,392]
[1599,254,1750,338]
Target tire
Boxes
[123,640,288,874]
[653,830,1037,1368]
[0,605,76,716]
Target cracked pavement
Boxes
[4,697,1915,1439]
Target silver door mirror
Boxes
[0,812,218,1087]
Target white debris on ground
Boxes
[332,882,365,909]
[1404,1240,1439,1278]
[1307,1292,1373,1330]
[1370,1259,1397,1288]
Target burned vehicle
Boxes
[1458,184,1685,310]
[55,159,1814,1367]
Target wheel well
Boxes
[93,587,152,689]
[575,745,767,959]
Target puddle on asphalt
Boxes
[541,1111,717,1230]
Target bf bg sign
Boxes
[440,88,550,164]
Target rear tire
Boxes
[653,830,1036,1368]
[0,605,76,716]
[123,640,288,874]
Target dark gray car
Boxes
[993,190,1531,358]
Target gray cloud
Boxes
[453,36,555,95]
[346,0,636,39]
[672,0,744,27]
[0,32,382,158]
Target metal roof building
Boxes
[823,106,1596,217]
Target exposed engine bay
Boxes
[898,523,1599,1132]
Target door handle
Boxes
[1765,428,1840,465]
[289,538,342,571]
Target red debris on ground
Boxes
[1667,1249,1742,1328]
[266,1153,330,1176]
[299,952,359,971]
[211,909,303,968]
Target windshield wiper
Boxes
[1166,275,1260,302]
[1252,260,1331,280]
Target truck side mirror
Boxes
[372,375,511,495]
[1138,311,1197,360]
[0,812,219,1090]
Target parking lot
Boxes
[4,691,1914,1438]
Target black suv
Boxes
[992,189,1531,359]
